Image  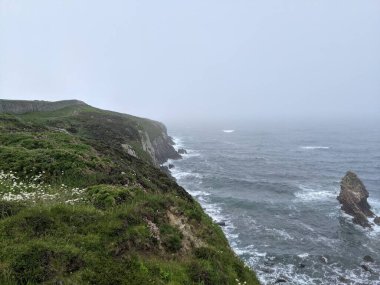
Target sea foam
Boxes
[294,185,338,202]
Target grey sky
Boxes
[1,0,379,124]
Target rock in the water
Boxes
[374,217,380,225]
[260,267,275,274]
[264,261,275,267]
[319,256,328,264]
[216,221,226,227]
[363,255,374,263]
[274,278,288,283]
[337,171,374,228]
[178,148,187,154]
[168,164,175,169]
[360,264,373,273]
[338,276,350,284]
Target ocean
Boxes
[166,123,380,285]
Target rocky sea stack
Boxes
[337,171,379,228]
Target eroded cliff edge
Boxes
[0,99,180,167]
[0,99,260,284]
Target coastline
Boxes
[0,102,261,284]
[166,134,380,285]
[164,136,248,273]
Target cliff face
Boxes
[0,99,180,167]
[0,99,260,284]
[139,122,181,166]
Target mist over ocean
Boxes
[166,123,380,285]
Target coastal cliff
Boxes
[0,100,259,285]
[0,99,179,167]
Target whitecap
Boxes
[266,228,294,240]
[172,171,203,180]
[171,136,185,149]
[368,198,380,214]
[294,185,338,202]
[180,150,201,158]
[299,222,315,232]
[298,253,309,258]
[300,146,330,150]
[186,190,210,197]
[367,218,380,237]
[294,190,337,202]
[222,129,235,133]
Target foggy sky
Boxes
[1,0,379,124]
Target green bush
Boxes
[86,185,132,209]
[160,224,183,253]
[11,242,83,284]
[0,201,25,219]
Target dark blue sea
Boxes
[166,122,380,285]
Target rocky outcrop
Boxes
[150,133,181,164]
[121,144,138,158]
[0,99,86,114]
[139,122,181,166]
[337,171,377,228]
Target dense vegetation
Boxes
[0,102,259,285]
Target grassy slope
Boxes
[0,104,259,285]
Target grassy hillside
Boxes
[0,101,259,285]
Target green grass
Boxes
[0,104,260,285]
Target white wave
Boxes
[300,146,330,150]
[298,253,309,258]
[294,185,338,202]
[222,129,235,133]
[252,260,321,285]
[299,222,315,232]
[234,244,264,256]
[367,219,380,237]
[339,210,380,238]
[171,170,203,180]
[269,228,294,240]
[368,198,380,214]
[181,149,201,158]
[368,199,380,235]
[170,136,202,159]
[171,136,185,150]
[294,190,337,202]
[186,190,210,197]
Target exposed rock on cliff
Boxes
[0,99,181,168]
[139,122,181,166]
[337,171,376,228]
